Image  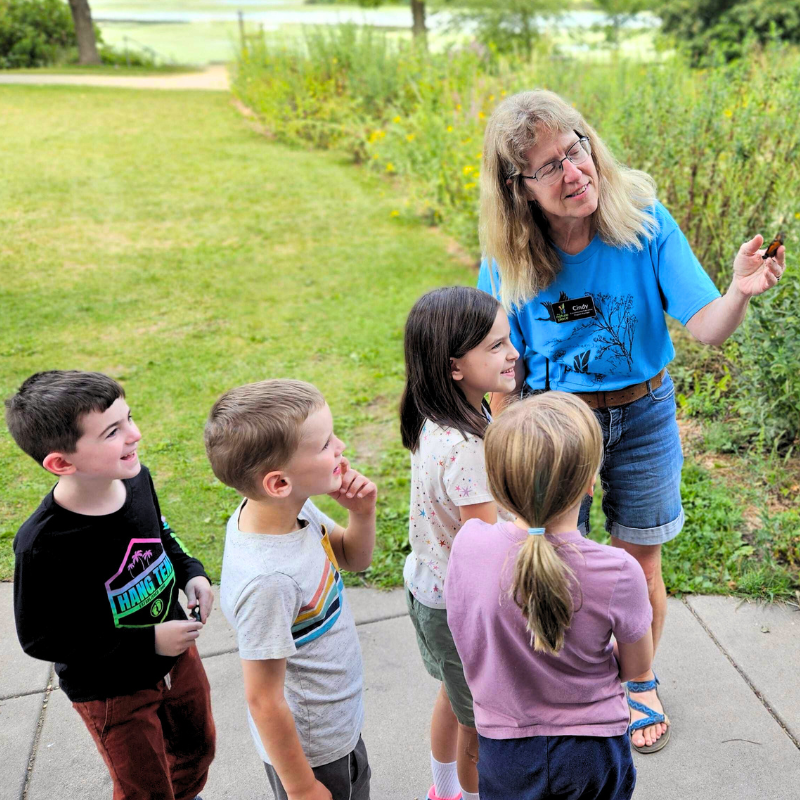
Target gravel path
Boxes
[0,64,229,91]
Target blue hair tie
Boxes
[527,527,546,536]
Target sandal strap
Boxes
[627,696,666,731]
[629,715,665,732]
[627,675,659,693]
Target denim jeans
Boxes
[578,371,684,545]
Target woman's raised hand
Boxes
[732,234,786,297]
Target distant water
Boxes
[93,7,659,32]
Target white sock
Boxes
[461,791,480,800]
[430,753,460,799]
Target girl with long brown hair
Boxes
[400,285,518,800]
[446,392,654,799]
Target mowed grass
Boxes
[0,85,793,599]
[0,85,471,583]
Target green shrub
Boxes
[0,0,75,68]
[658,0,800,65]
[727,271,800,447]
[98,44,157,68]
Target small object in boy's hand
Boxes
[762,231,785,260]
[191,605,202,623]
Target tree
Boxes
[67,0,99,64]
[437,0,560,57]
[657,0,800,63]
[357,0,428,40]
[593,0,651,47]
[411,0,426,39]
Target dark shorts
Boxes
[405,588,475,727]
[264,735,370,800]
[478,732,636,800]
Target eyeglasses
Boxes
[521,135,592,186]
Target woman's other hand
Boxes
[732,234,786,297]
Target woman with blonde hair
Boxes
[445,392,653,799]
[477,89,785,753]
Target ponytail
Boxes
[511,534,576,655]
[484,392,603,655]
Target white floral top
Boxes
[403,419,511,609]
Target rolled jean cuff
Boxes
[610,507,685,546]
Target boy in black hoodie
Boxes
[7,370,216,800]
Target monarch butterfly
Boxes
[762,232,785,260]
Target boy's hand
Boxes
[154,620,202,657]
[328,457,377,516]
[288,780,333,800]
[185,576,214,624]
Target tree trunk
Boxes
[411,0,427,40]
[68,0,101,65]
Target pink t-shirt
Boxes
[445,520,652,739]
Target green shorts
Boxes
[405,588,475,727]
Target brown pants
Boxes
[73,646,216,800]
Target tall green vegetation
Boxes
[234,29,800,449]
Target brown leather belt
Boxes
[574,369,665,410]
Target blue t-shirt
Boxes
[477,202,720,392]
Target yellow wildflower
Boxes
[464,182,477,190]
[372,153,378,160]
[386,162,395,173]
[478,111,486,120]
[500,90,507,96]
[332,57,338,64]
[456,104,462,111]
[447,125,454,133]
[723,109,733,118]
[489,95,495,101]
[463,165,475,175]
[390,210,400,217]
[476,152,483,160]
[406,133,416,142]
[795,212,800,219]
[393,115,401,123]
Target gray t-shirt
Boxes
[220,499,364,767]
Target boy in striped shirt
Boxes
[206,380,377,800]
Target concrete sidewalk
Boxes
[1,584,798,799]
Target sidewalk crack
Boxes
[682,597,800,751]
[20,664,56,800]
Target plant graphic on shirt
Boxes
[127,549,153,576]
[545,293,637,376]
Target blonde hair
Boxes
[205,379,325,497]
[484,392,603,655]
[480,89,658,310]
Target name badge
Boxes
[554,295,597,324]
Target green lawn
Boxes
[0,84,795,599]
[0,85,471,583]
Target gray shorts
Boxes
[264,735,370,800]
[405,588,475,727]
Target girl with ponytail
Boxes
[445,392,655,800]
